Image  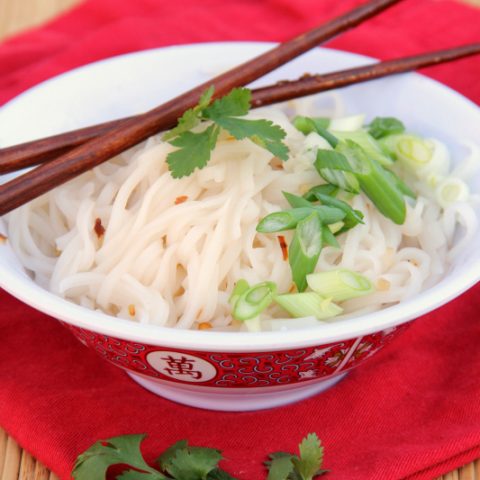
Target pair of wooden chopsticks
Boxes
[0,0,479,216]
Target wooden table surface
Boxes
[1,0,480,479]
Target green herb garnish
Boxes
[72,433,326,480]
[368,116,405,139]
[164,87,288,178]
[265,433,327,480]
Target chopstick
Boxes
[2,43,479,176]
[0,0,402,216]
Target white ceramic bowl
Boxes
[1,43,479,411]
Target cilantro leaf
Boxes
[163,87,215,142]
[164,445,223,480]
[265,435,326,480]
[266,453,295,480]
[117,471,160,480]
[163,108,201,142]
[203,88,251,119]
[167,125,220,178]
[72,434,166,480]
[164,87,289,178]
[212,117,288,160]
[207,468,238,480]
[157,440,189,471]
[198,86,215,110]
[292,433,324,480]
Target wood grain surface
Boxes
[0,0,479,479]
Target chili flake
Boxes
[277,235,288,261]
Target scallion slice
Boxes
[256,206,344,233]
[339,140,406,224]
[329,114,365,132]
[333,129,394,167]
[303,184,339,201]
[308,192,364,233]
[283,191,313,208]
[307,269,373,302]
[256,208,311,233]
[232,281,277,321]
[274,292,343,319]
[368,117,405,139]
[289,213,322,292]
[321,225,340,248]
[294,116,338,147]
[315,149,360,193]
[229,279,250,305]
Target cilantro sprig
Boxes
[72,433,326,480]
[266,433,327,480]
[164,87,289,178]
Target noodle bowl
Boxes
[4,101,479,330]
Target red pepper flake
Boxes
[0,233,7,244]
[128,304,136,317]
[175,195,188,205]
[94,218,105,238]
[198,322,212,330]
[277,235,288,261]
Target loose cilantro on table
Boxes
[164,87,288,178]
[72,433,327,480]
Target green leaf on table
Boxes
[266,453,296,480]
[265,435,326,480]
[72,434,166,480]
[117,470,160,480]
[162,443,223,480]
[167,124,220,178]
[207,468,238,480]
[292,433,324,480]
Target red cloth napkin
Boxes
[1,1,480,479]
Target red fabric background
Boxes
[0,1,480,479]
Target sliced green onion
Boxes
[293,115,338,147]
[274,292,343,319]
[232,281,277,321]
[307,269,374,302]
[244,316,262,332]
[303,184,339,201]
[229,279,250,306]
[256,208,310,233]
[308,192,364,233]
[329,114,365,132]
[395,135,433,168]
[313,206,346,224]
[328,221,344,234]
[377,134,403,158]
[315,149,360,193]
[293,115,330,133]
[321,225,339,248]
[289,213,322,292]
[435,177,469,207]
[368,117,405,139]
[340,140,406,224]
[257,206,344,233]
[333,129,394,167]
[283,191,313,208]
[382,168,416,199]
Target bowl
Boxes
[1,42,479,411]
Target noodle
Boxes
[4,102,479,330]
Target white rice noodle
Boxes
[4,107,479,330]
